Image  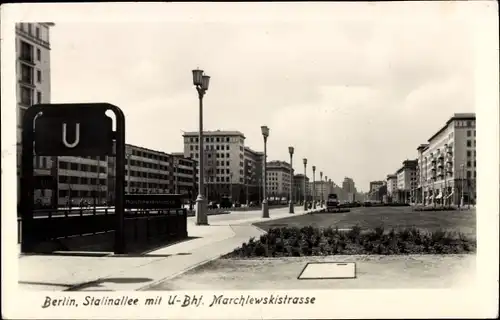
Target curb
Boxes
[136,228,238,291]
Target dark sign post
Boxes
[21,103,126,254]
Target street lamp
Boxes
[303,158,308,211]
[192,68,210,225]
[460,164,465,209]
[312,166,316,209]
[230,171,234,202]
[126,150,132,194]
[320,171,323,207]
[288,146,294,214]
[325,175,328,196]
[261,125,270,218]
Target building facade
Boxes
[395,159,418,203]
[183,130,246,202]
[294,174,310,202]
[386,174,398,202]
[171,152,197,198]
[244,147,263,203]
[342,177,357,202]
[369,181,385,201]
[16,22,56,207]
[57,156,108,206]
[416,113,476,206]
[266,160,292,200]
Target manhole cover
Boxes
[298,262,356,280]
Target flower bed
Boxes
[224,225,476,258]
[413,206,457,212]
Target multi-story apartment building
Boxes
[171,152,198,198]
[342,177,357,202]
[124,144,174,195]
[395,159,418,203]
[312,180,335,203]
[183,130,246,202]
[16,22,56,207]
[293,174,310,202]
[266,161,292,199]
[386,174,398,202]
[57,156,108,206]
[417,113,476,206]
[369,180,385,201]
[244,147,263,203]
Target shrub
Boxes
[414,206,457,212]
[224,225,476,258]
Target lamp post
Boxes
[460,164,465,209]
[325,175,328,198]
[320,171,323,207]
[230,171,233,202]
[126,151,131,194]
[192,68,210,225]
[312,166,316,209]
[261,125,270,218]
[288,146,294,214]
[303,158,308,211]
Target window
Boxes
[467,161,471,167]
[467,130,471,137]
[466,140,471,147]
[36,69,42,82]
[467,150,471,157]
[36,48,41,61]
[36,91,42,103]
[27,23,33,35]
[36,27,40,39]
[190,145,193,151]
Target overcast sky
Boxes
[46,2,479,191]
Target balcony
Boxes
[19,75,35,88]
[19,54,35,66]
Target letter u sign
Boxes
[62,123,80,148]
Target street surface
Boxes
[18,205,313,291]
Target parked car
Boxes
[234,201,241,208]
[326,193,340,212]
[208,201,218,209]
[220,196,233,209]
[249,201,258,207]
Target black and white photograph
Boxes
[1,1,498,319]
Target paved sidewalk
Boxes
[18,205,320,291]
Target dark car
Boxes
[249,201,258,207]
[326,193,340,212]
[208,201,218,209]
[220,197,233,209]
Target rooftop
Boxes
[427,112,476,143]
[183,130,245,139]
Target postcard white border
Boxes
[1,2,498,319]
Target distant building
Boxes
[416,113,476,206]
[369,181,385,201]
[266,160,292,200]
[182,130,246,202]
[294,174,310,202]
[395,159,418,203]
[386,174,398,202]
[244,147,264,203]
[342,177,357,202]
